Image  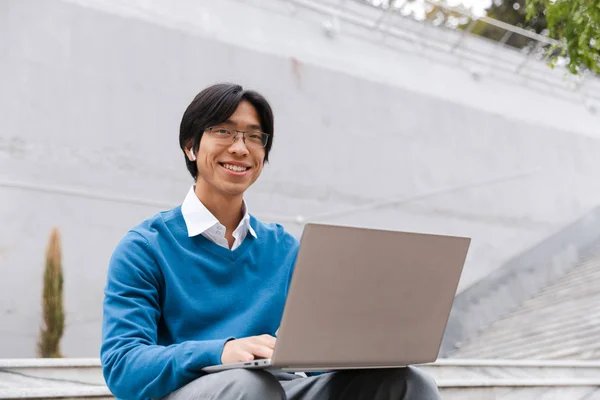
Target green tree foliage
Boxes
[38,228,65,358]
[527,0,600,74]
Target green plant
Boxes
[38,228,65,358]
[527,0,600,74]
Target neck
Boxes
[194,183,244,233]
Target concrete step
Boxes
[1,358,599,399]
[430,359,600,399]
[425,358,600,380]
[0,387,112,400]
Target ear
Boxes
[188,147,196,162]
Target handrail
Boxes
[414,0,561,47]
[274,0,600,103]
[355,0,560,45]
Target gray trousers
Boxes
[163,367,440,400]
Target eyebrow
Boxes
[224,119,262,131]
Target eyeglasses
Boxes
[205,127,270,148]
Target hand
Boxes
[221,334,276,364]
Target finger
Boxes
[238,351,255,363]
[258,334,277,349]
[250,344,274,359]
[222,349,254,364]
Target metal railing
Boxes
[360,0,563,65]
[268,0,600,106]
[365,0,560,45]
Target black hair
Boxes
[179,83,274,180]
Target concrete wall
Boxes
[1,0,600,357]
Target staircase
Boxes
[2,358,600,399]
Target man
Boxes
[101,83,441,400]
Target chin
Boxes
[219,184,250,197]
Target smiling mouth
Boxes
[219,163,250,173]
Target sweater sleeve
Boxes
[101,231,229,400]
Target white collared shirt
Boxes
[180,186,257,250]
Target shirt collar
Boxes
[180,186,257,239]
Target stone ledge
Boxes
[0,387,112,399]
[431,358,600,368]
[0,359,101,369]
[437,378,600,387]
[2,358,600,399]
[2,379,600,399]
[5,357,600,368]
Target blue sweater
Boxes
[101,206,299,400]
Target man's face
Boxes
[192,101,266,198]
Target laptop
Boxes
[203,223,470,373]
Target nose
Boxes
[228,133,250,156]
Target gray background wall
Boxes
[1,0,600,357]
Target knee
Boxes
[402,366,440,400]
[219,369,285,400]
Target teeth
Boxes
[223,163,248,172]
